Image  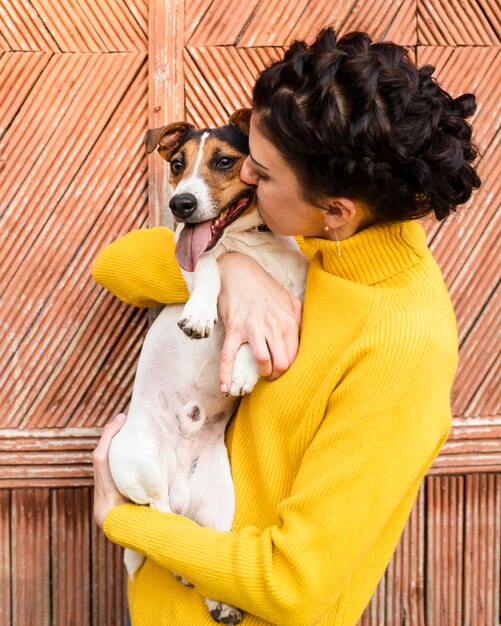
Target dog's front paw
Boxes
[173,571,194,587]
[229,344,259,396]
[206,599,242,625]
[178,299,217,339]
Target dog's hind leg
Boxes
[124,549,145,579]
[193,446,242,624]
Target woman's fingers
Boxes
[92,413,126,464]
[219,331,244,393]
[92,414,128,528]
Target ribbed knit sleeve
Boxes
[92,227,189,307]
[103,314,453,625]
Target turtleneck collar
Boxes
[302,220,428,285]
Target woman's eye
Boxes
[170,160,183,174]
[216,156,236,169]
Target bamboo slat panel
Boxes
[10,489,51,626]
[1,3,149,432]
[0,0,499,624]
[0,491,11,625]
[0,488,128,626]
[422,473,501,626]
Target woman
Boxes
[92,28,480,625]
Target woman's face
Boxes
[240,115,328,238]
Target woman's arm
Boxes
[92,227,189,306]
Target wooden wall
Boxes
[1,0,499,624]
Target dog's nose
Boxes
[169,193,197,219]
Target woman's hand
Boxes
[92,414,129,528]
[217,253,302,392]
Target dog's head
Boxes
[145,109,258,272]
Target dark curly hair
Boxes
[252,28,481,222]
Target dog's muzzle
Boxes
[170,193,197,219]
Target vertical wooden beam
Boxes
[51,489,91,626]
[91,512,128,626]
[0,491,11,626]
[11,489,51,626]
[426,476,464,626]
[463,474,501,626]
[148,0,185,226]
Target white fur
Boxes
[108,141,308,624]
[173,132,216,221]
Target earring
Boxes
[324,225,330,232]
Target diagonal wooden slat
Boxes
[453,284,500,417]
[425,131,500,368]
[185,0,216,43]
[417,46,500,157]
[281,0,357,45]
[479,0,501,36]
[0,52,52,137]
[0,0,59,52]
[342,0,417,44]
[0,54,148,429]
[187,0,260,46]
[417,0,500,45]
[0,0,146,53]
[467,349,500,418]
[20,148,149,428]
[0,0,147,52]
[237,0,310,47]
[184,46,283,128]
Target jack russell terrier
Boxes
[108,109,308,624]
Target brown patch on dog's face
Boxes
[169,134,251,211]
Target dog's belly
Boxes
[109,304,237,520]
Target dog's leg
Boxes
[205,599,242,625]
[193,444,243,624]
[124,549,146,579]
[229,343,260,396]
[178,254,220,339]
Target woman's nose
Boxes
[240,156,260,185]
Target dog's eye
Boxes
[215,156,236,169]
[170,159,183,174]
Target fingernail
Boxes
[220,382,228,393]
[114,413,126,422]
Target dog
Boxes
[108,109,308,624]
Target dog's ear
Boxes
[144,122,194,161]
[229,108,252,136]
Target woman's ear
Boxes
[322,197,359,229]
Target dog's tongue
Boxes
[175,221,213,272]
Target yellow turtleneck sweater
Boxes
[93,220,456,626]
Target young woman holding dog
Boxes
[92,28,480,625]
